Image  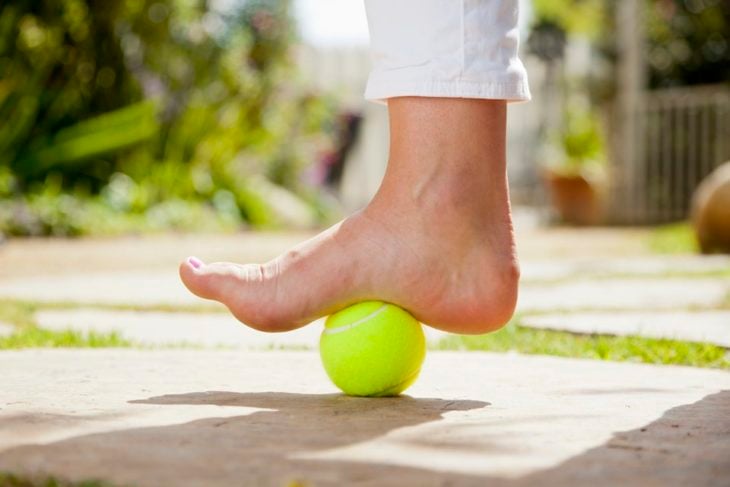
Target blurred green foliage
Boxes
[532,0,607,40]
[532,0,730,90]
[561,108,603,166]
[545,99,606,177]
[646,0,730,89]
[0,0,338,236]
[647,222,700,254]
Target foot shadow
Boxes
[0,392,492,486]
[1,391,727,486]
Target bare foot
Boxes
[179,98,519,334]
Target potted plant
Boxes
[542,103,607,225]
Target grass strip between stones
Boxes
[0,299,209,350]
[435,319,730,370]
[0,298,226,319]
[0,472,116,487]
[0,299,728,370]
[646,222,698,254]
[0,327,135,349]
[522,267,730,285]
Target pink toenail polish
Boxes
[188,256,203,269]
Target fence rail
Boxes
[610,85,730,224]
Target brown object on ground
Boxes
[544,171,603,225]
[692,161,730,254]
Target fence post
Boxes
[614,0,646,223]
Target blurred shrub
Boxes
[532,0,607,40]
[646,0,730,89]
[0,0,338,236]
[545,101,606,177]
[561,104,604,168]
[531,0,730,92]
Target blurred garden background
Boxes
[1,0,728,240]
[1,0,344,237]
[1,4,730,485]
[0,0,728,358]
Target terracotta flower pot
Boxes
[543,170,603,225]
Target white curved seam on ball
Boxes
[322,304,389,335]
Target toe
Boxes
[179,256,213,299]
[179,258,290,330]
[180,257,261,302]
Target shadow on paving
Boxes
[0,391,728,486]
[515,389,730,487]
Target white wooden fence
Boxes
[610,85,730,224]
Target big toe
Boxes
[179,256,287,330]
[179,256,261,302]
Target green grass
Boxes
[434,320,730,369]
[0,298,215,350]
[523,267,730,286]
[647,222,699,254]
[0,326,214,350]
[0,298,223,350]
[0,299,137,349]
[0,473,116,487]
[0,298,225,319]
[0,327,134,349]
[0,299,38,327]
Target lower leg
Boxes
[373,97,515,261]
[180,97,519,334]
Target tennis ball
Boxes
[319,301,426,397]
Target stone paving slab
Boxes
[521,255,730,282]
[1,350,729,486]
[0,233,310,279]
[518,278,729,312]
[0,271,200,306]
[522,311,730,347]
[33,309,449,349]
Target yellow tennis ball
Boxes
[319,301,426,397]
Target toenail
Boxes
[187,256,204,269]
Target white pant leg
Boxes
[363,0,531,104]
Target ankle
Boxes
[372,167,511,234]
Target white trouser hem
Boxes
[364,0,531,106]
[365,78,532,105]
